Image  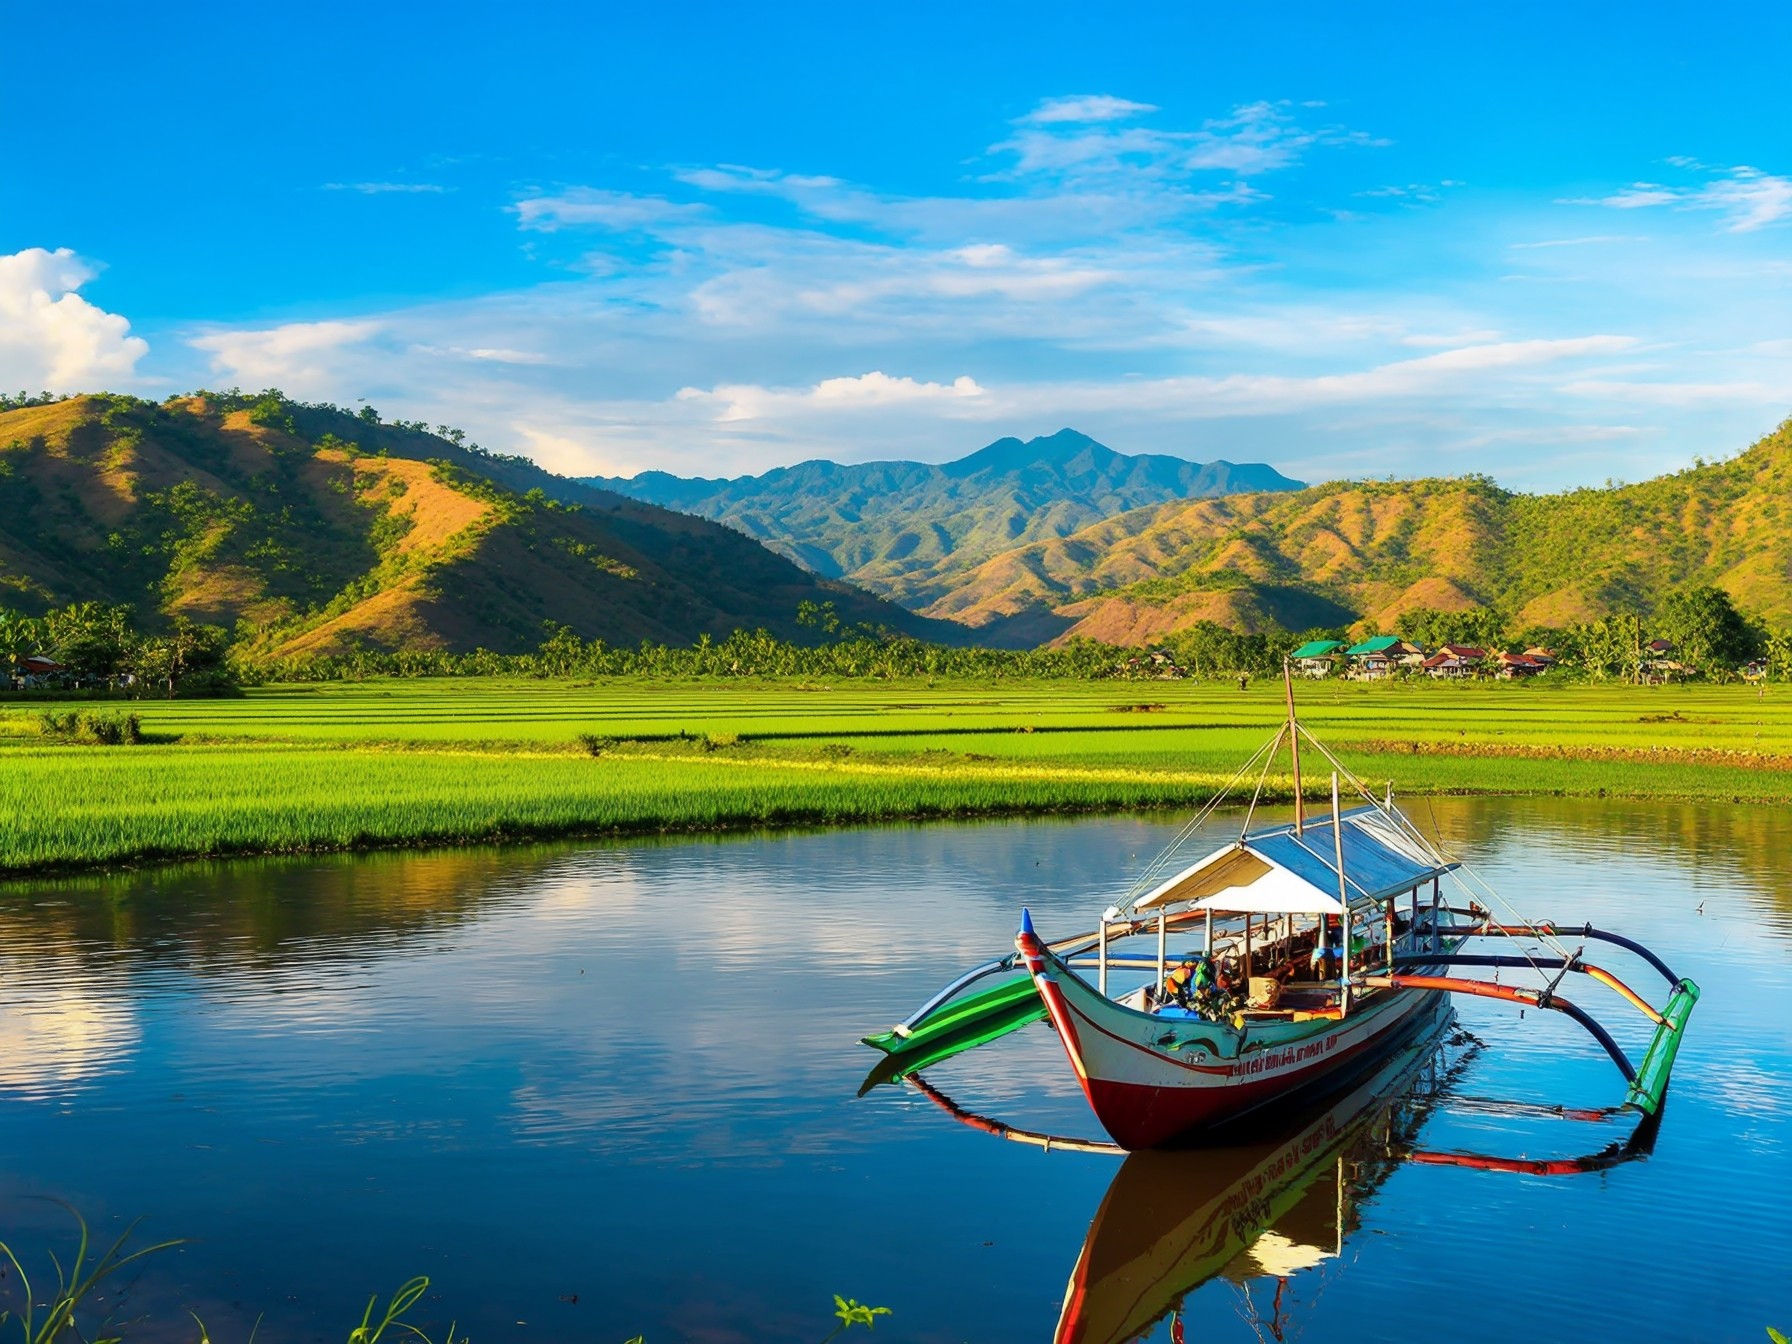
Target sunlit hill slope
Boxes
[0,394,955,657]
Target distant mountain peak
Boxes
[945,428,1112,477]
[582,428,1304,620]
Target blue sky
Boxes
[4,0,1790,488]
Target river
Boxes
[0,798,1787,1342]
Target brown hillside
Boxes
[0,394,960,655]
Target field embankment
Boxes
[4,679,1792,875]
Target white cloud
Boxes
[677,371,985,422]
[0,247,148,390]
[1565,165,1792,232]
[190,319,382,390]
[1022,94,1159,124]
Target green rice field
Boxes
[3,676,1791,874]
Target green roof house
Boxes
[1344,635,1423,680]
[1291,639,1345,677]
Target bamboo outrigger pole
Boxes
[1283,658,1304,835]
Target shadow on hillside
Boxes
[960,606,1080,649]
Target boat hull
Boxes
[1020,932,1448,1149]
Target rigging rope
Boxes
[1117,726,1286,911]
[1291,724,1578,972]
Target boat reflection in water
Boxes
[1052,1000,1656,1344]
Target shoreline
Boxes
[5,770,1787,885]
[8,678,1792,882]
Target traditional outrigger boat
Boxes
[862,667,1699,1150]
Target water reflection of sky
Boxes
[0,801,1787,1343]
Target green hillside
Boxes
[0,393,957,657]
[586,428,1303,624]
[926,417,1792,643]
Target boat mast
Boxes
[1283,658,1305,836]
[1333,771,1350,1016]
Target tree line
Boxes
[1,604,233,695]
[4,583,1786,697]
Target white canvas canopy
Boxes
[1128,805,1455,918]
[1133,844,1346,915]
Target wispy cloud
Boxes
[1509,235,1644,249]
[1357,180,1463,204]
[322,181,449,194]
[411,344,554,365]
[1564,164,1792,232]
[992,96,1376,183]
[514,189,708,232]
[1022,94,1158,125]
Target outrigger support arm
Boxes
[1359,974,1638,1083]
[1390,952,1668,1026]
[893,955,1016,1035]
[1433,910,1684,989]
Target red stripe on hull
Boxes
[1020,923,1442,1148]
[1080,1010,1425,1149]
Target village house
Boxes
[1642,638,1689,681]
[1495,651,1548,679]
[1421,644,1485,678]
[10,654,68,690]
[1119,648,1183,680]
[1289,639,1345,677]
[1344,636,1423,680]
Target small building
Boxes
[1522,646,1558,667]
[14,654,68,689]
[1422,644,1485,678]
[1289,639,1345,677]
[1117,649,1183,680]
[1344,636,1422,680]
[1646,638,1675,657]
[1495,651,1547,679]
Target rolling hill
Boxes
[928,417,1792,644]
[585,429,1304,625]
[0,394,960,657]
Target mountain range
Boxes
[924,417,1792,644]
[585,429,1304,633]
[9,394,1791,657]
[0,395,957,657]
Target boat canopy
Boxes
[1130,804,1456,916]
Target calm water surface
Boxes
[0,799,1788,1342]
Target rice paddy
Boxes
[4,676,1792,875]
